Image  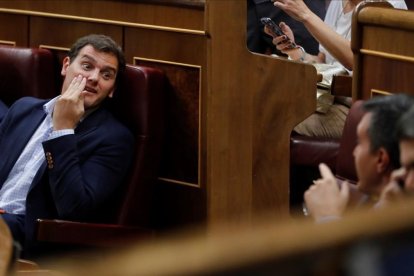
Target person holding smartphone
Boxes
[270,0,407,68]
[265,0,407,139]
[247,0,326,56]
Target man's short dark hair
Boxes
[67,34,126,84]
[363,94,414,170]
[397,105,414,141]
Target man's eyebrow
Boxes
[80,54,96,63]
[80,54,117,73]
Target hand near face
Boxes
[53,75,86,130]
[376,168,406,208]
[304,163,350,221]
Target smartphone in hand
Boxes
[260,17,296,49]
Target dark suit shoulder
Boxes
[10,97,48,111]
[102,111,133,138]
[81,108,134,145]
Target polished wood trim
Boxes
[358,6,414,31]
[39,44,70,52]
[122,0,205,9]
[158,177,200,188]
[360,49,414,64]
[134,57,202,69]
[0,8,206,35]
[371,89,392,97]
[0,39,15,46]
[36,219,154,247]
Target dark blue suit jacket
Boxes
[0,97,134,253]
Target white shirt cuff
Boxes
[47,129,75,140]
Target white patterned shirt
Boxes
[0,97,73,214]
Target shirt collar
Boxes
[43,96,58,115]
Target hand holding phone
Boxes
[260,17,296,49]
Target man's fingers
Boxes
[391,167,406,181]
[73,75,87,96]
[264,26,272,36]
[65,75,86,98]
[340,181,350,200]
[319,163,335,179]
[279,21,291,34]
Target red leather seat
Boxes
[290,101,365,207]
[334,100,364,182]
[0,46,58,104]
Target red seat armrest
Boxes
[36,219,154,247]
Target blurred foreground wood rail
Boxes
[45,199,414,275]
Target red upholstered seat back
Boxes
[108,64,166,227]
[335,100,365,182]
[0,46,58,105]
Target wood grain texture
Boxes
[0,13,27,46]
[0,0,204,30]
[352,4,414,99]
[206,0,317,227]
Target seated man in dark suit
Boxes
[247,0,326,55]
[0,34,134,256]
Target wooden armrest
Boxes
[14,259,60,276]
[36,219,154,247]
[331,74,352,97]
[15,259,40,271]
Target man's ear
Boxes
[61,56,70,76]
[376,147,390,173]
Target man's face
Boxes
[399,139,414,192]
[60,45,118,110]
[353,113,383,195]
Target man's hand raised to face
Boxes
[53,75,86,130]
[304,163,350,221]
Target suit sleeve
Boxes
[42,123,134,219]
